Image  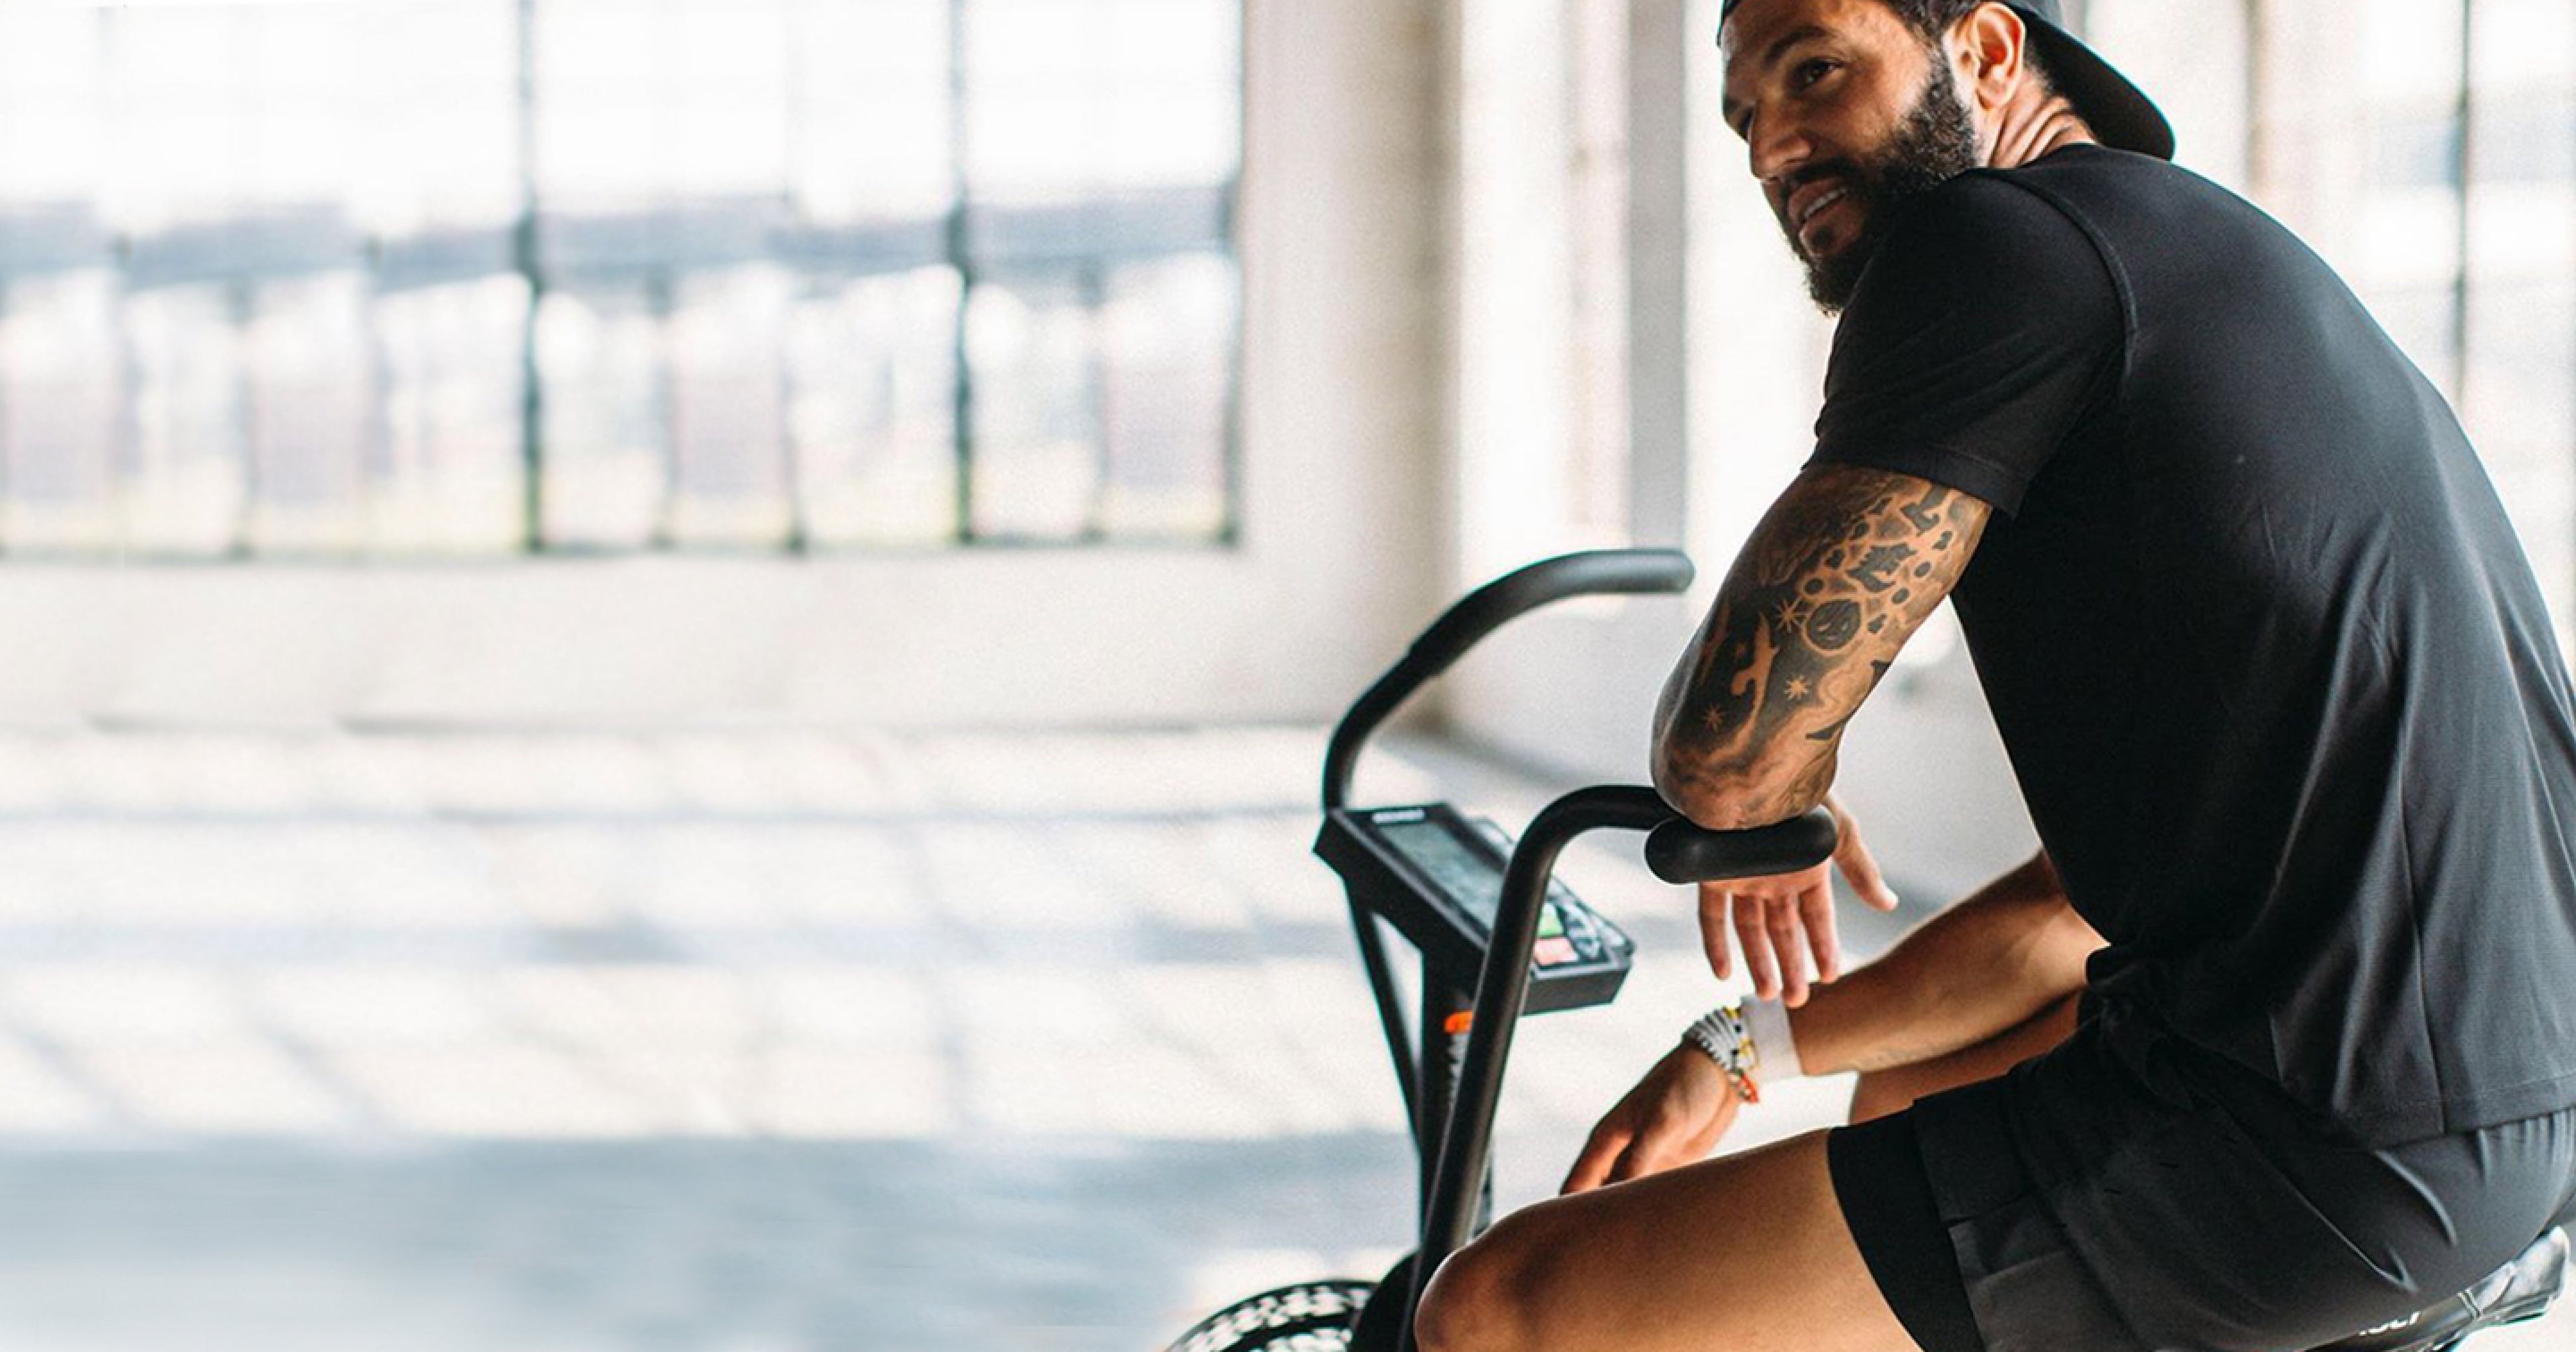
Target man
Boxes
[1412,2,2576,1350]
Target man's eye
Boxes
[1794,59,1839,89]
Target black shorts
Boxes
[1827,1019,2576,1352]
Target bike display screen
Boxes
[1375,816,1566,941]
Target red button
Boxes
[1534,937,1578,967]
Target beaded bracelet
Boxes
[1681,1004,1763,1104]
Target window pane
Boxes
[671,0,789,199]
[2082,0,2252,189]
[2474,282,2576,625]
[2255,0,2468,309]
[246,272,372,555]
[965,276,1099,541]
[244,7,372,211]
[1106,0,1240,87]
[965,88,1097,203]
[2465,0,2576,634]
[1099,253,1231,539]
[667,266,794,548]
[0,9,107,207]
[796,0,951,224]
[1106,0,1241,187]
[104,7,252,236]
[0,0,1240,559]
[963,0,1240,199]
[535,1,665,207]
[125,284,250,556]
[374,276,530,555]
[0,273,121,553]
[358,3,519,236]
[538,282,668,549]
[789,267,962,549]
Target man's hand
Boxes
[1562,1044,1743,1194]
[1697,794,1898,1005]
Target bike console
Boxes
[1317,803,1634,1014]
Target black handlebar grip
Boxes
[1644,806,1839,884]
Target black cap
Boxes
[1720,0,2176,161]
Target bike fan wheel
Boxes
[1163,1281,1375,1352]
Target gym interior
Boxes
[0,1,2568,1348]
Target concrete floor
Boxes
[0,726,2565,1351]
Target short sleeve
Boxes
[1809,172,2123,517]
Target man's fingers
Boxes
[1833,813,1902,911]
[1801,883,1843,983]
[1563,1127,1629,1194]
[1768,899,1809,1006]
[1611,1129,1679,1185]
[1699,883,1733,980]
[1732,899,1778,999]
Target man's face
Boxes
[1720,0,1986,312]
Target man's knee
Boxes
[1413,1214,1558,1352]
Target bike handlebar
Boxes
[1645,805,1839,883]
[1322,549,1696,810]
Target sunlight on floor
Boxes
[0,725,2565,1351]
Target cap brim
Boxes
[2019,15,2176,160]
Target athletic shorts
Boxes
[1827,1017,2576,1352]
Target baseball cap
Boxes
[1720,0,2177,161]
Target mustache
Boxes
[1772,162,1868,223]
[1784,162,1864,194]
[1772,162,1871,254]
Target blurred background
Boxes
[0,0,2567,1347]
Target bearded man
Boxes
[1411,3,2576,1351]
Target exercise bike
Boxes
[1159,549,2568,1352]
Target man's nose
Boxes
[1748,112,1810,184]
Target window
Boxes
[2251,0,2576,633]
[1454,0,1637,581]
[0,0,1241,559]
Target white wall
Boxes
[0,0,1450,730]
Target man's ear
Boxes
[1955,2,2034,113]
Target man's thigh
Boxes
[1416,1131,1918,1352]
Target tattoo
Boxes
[1806,600,1863,651]
[1662,468,1990,819]
[1847,543,1915,593]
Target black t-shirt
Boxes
[1810,144,2576,1144]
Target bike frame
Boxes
[1314,550,1835,1352]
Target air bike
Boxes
[1159,548,1839,1352]
[1158,549,2567,1352]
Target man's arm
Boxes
[1563,852,2099,1194]
[1786,850,2101,1076]
[1655,464,1991,830]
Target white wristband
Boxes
[1741,997,1805,1082]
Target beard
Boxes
[1781,65,1982,314]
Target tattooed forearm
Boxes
[1654,466,1991,827]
